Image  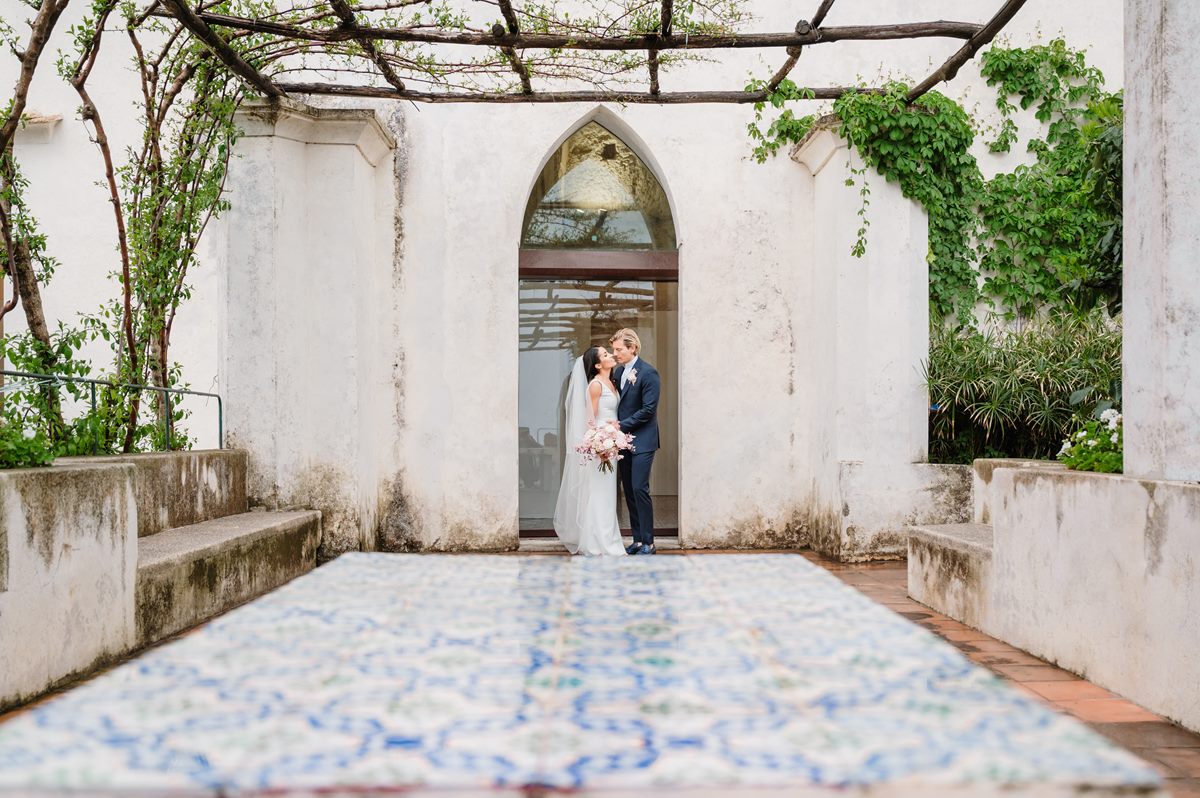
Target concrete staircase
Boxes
[63,451,322,648]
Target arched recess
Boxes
[517,113,680,538]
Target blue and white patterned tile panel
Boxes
[0,554,1163,796]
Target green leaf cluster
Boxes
[835,84,982,320]
[0,422,54,469]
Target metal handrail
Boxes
[0,369,222,454]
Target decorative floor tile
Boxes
[0,554,1164,796]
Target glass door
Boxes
[518,279,678,533]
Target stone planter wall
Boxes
[0,463,138,711]
[57,450,247,537]
[829,461,972,562]
[989,468,1200,733]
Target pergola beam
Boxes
[149,0,1026,106]
[765,0,837,92]
[907,0,1028,101]
[275,81,882,103]
[184,13,981,51]
[328,0,406,92]
[494,0,533,94]
[158,0,283,97]
[811,0,836,28]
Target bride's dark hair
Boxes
[582,346,603,381]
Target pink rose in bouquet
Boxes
[575,421,635,474]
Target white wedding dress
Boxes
[553,359,627,556]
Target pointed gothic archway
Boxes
[517,115,680,540]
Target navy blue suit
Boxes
[613,358,660,546]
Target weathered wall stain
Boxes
[57,451,248,538]
[687,500,839,553]
[15,467,130,570]
[289,462,360,561]
[0,490,7,593]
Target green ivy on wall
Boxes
[748,39,1123,325]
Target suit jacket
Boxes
[613,358,660,453]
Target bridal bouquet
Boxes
[575,421,634,474]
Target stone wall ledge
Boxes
[136,510,321,646]
[57,450,248,538]
[971,458,1064,524]
[0,462,138,712]
[907,522,994,630]
[909,522,994,560]
[1,451,302,712]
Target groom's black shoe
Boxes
[625,541,641,555]
[634,544,656,556]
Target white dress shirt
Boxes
[620,356,639,390]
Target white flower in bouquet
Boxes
[573,421,635,474]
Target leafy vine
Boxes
[748,38,1122,325]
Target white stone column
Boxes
[218,99,395,556]
[792,127,929,467]
[1124,2,1200,481]
[793,127,955,561]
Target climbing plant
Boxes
[747,38,1123,324]
[52,0,262,452]
[976,39,1118,319]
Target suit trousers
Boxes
[619,450,655,546]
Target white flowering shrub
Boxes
[1058,409,1122,473]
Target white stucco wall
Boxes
[217,101,397,555]
[0,0,1126,554]
[340,99,825,552]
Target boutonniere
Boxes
[628,368,638,385]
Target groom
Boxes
[610,329,660,556]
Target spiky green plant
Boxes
[925,310,1121,463]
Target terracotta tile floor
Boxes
[796,550,1200,798]
[3,547,1197,796]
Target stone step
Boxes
[907,523,994,629]
[519,536,682,553]
[136,510,321,646]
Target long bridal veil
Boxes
[552,357,590,554]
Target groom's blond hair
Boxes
[610,328,641,354]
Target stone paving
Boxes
[0,551,1174,796]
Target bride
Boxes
[553,345,627,556]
